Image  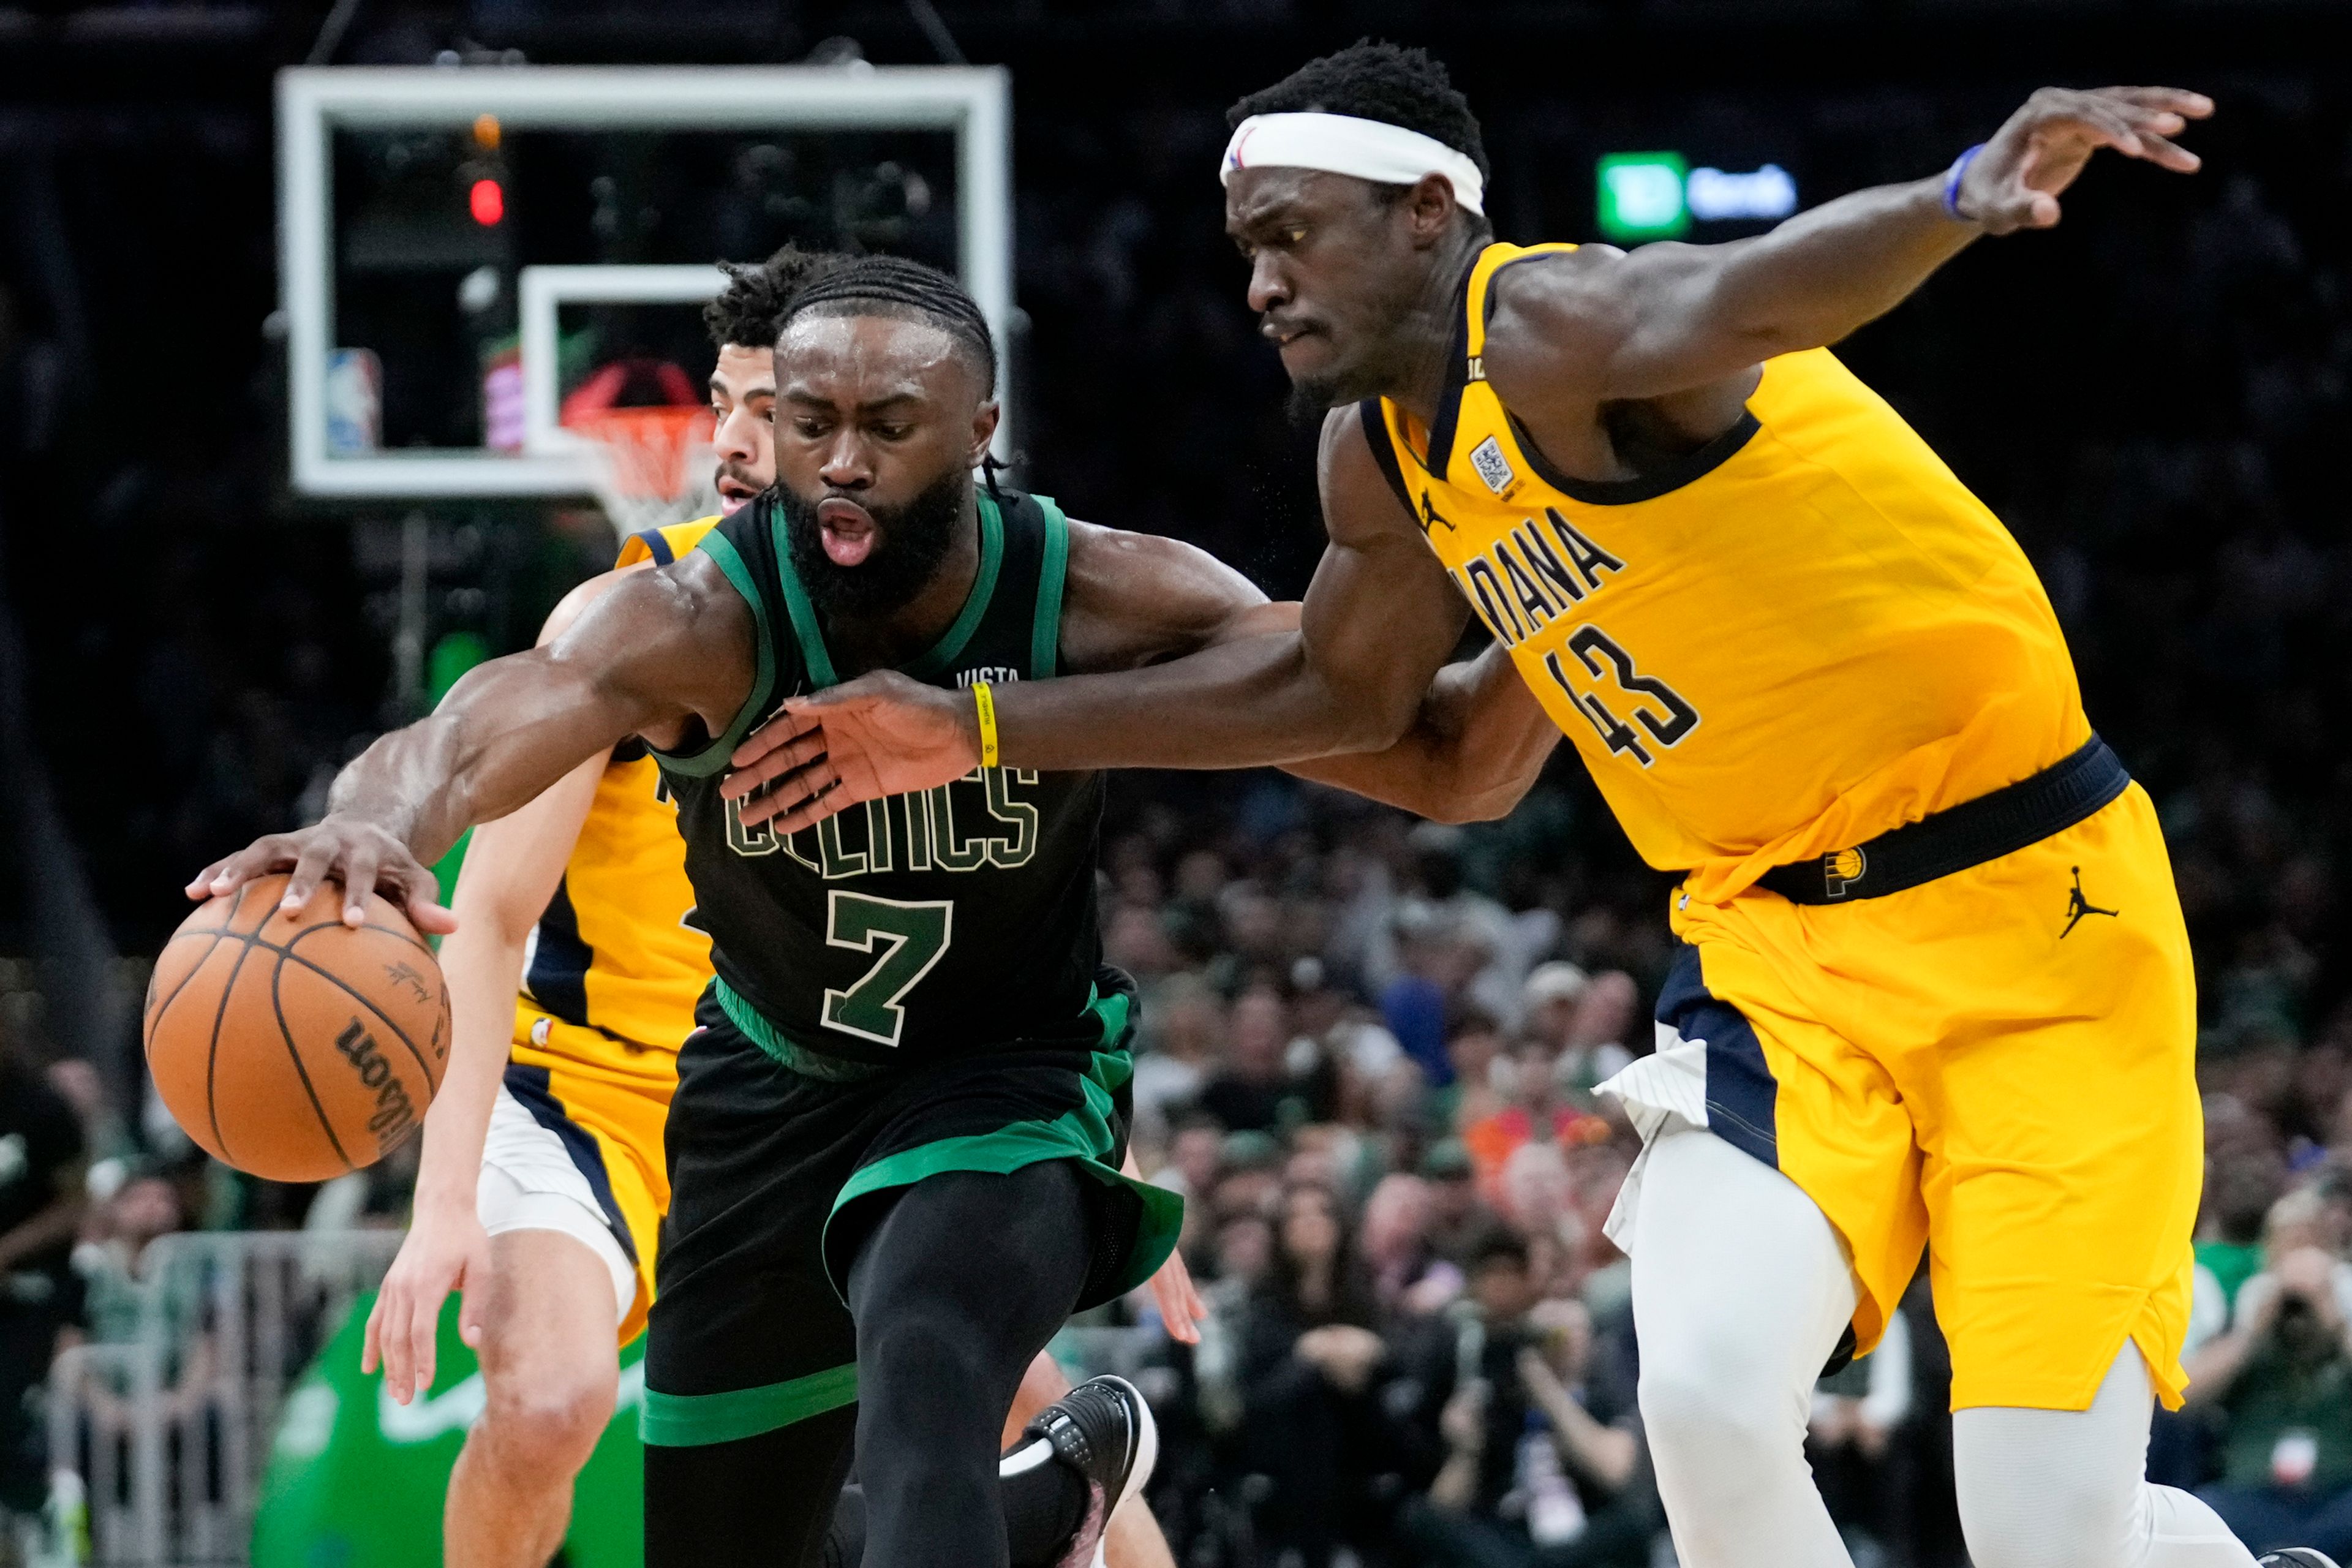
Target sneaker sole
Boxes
[1086,1376,1158,1568]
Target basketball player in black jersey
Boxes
[190,252,1294,1567]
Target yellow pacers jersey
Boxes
[511,518,720,1077]
[1370,243,2089,903]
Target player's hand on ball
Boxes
[186,814,456,934]
[363,1197,492,1403]
[1961,86,2211,234]
[724,671,982,832]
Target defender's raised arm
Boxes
[186,556,753,929]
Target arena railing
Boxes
[43,1229,403,1567]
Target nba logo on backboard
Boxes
[1469,435,1515,496]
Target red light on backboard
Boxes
[469,179,504,226]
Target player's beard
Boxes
[777,467,968,621]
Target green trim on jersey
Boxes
[713,975,889,1082]
[653,530,778,778]
[816,989,1181,1304]
[772,492,1008,691]
[1030,493,1071,679]
[903,492,1006,680]
[770,505,839,689]
[639,1360,858,1447]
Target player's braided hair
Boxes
[703,245,997,398]
[1229,39,1490,182]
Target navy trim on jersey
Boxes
[1506,406,1762,507]
[500,1061,639,1265]
[1416,260,1479,481]
[629,527,677,566]
[1358,401,1417,522]
[524,877,594,1028]
[1655,943,1779,1169]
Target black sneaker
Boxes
[1020,1374,1159,1568]
[2258,1553,2342,1568]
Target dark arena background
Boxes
[1,2,2348,1566]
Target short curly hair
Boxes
[1228,39,1489,181]
[702,244,997,396]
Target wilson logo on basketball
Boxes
[335,1019,418,1147]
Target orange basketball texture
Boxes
[145,875,448,1182]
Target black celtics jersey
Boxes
[655,487,1112,1068]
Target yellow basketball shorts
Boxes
[1608,783,2201,1412]
[503,1012,677,1344]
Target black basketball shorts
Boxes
[638,978,1179,1450]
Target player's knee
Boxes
[1637,1357,1804,1479]
[478,1363,618,1476]
[1956,1477,2118,1568]
[1954,1429,2133,1568]
[862,1298,995,1400]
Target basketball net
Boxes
[571,405,722,537]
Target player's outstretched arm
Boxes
[723,410,1469,832]
[186,555,753,931]
[363,571,627,1404]
[1494,86,2212,405]
[1287,640,1560,824]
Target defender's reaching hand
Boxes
[722,671,983,833]
[1959,86,2211,235]
[186,816,455,933]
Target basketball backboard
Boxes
[277,65,1011,499]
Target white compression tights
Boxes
[1629,1126,2258,1568]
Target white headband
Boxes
[1220,111,1486,217]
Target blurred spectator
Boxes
[1406,1234,1657,1568]
[1381,910,1457,1090]
[1434,1011,1509,1137]
[1421,1139,1504,1265]
[1217,1183,1419,1568]
[2190,1142,2291,1352]
[0,1027,87,1514]
[2184,1242,2352,1558]
[1131,974,1223,1140]
[1546,972,1640,1102]
[1362,1173,1464,1324]
[1200,986,1334,1133]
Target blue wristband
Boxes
[1942,143,1986,221]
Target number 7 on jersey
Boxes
[823,891,954,1048]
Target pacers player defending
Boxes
[359,248,1193,1568]
[739,44,2328,1568]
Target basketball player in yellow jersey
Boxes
[360,249,1195,1568]
[734,43,2332,1568]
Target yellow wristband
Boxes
[973,679,1000,769]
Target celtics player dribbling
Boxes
[355,249,1192,1568]
[192,249,1292,1567]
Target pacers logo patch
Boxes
[1469,435,1517,497]
[1822,846,1868,899]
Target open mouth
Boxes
[815,496,878,567]
[716,473,761,514]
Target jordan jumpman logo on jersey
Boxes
[2061,867,2119,938]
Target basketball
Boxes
[143,875,449,1183]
